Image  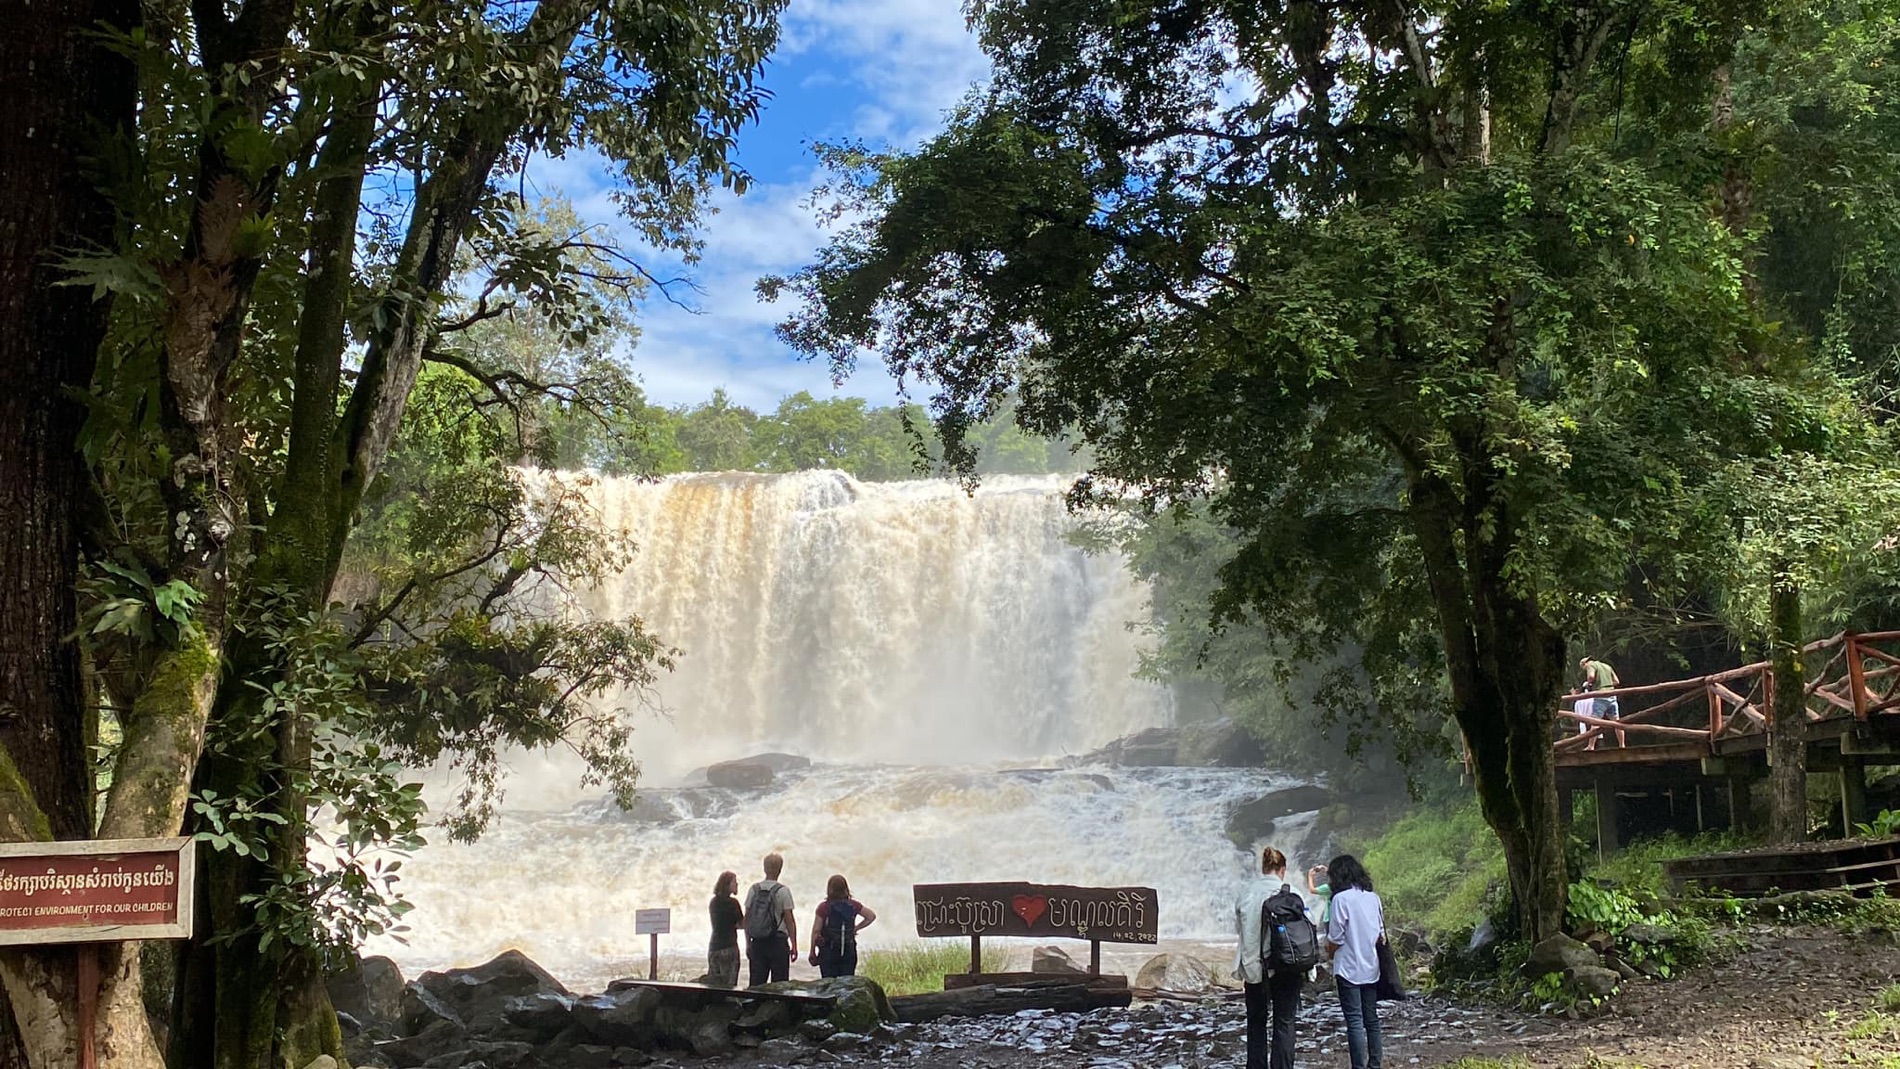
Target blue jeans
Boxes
[1337,978,1382,1069]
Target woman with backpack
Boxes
[808,874,878,977]
[1232,846,1315,1069]
[707,870,745,987]
[1325,854,1385,1069]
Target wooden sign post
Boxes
[911,882,1159,981]
[0,837,195,1069]
[635,908,671,980]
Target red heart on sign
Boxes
[1012,894,1048,928]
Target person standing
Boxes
[808,873,878,977]
[1233,846,1309,1069]
[706,870,745,987]
[1325,854,1385,1069]
[743,853,798,986]
[1580,655,1624,748]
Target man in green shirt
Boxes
[1580,656,1623,749]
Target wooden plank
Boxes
[606,979,837,1007]
[942,972,1127,991]
[1554,741,1711,768]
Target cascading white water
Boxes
[369,471,1314,988]
[569,470,1169,775]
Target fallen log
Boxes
[891,981,1132,1023]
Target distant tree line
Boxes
[536,383,1079,480]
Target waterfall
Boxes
[560,470,1170,776]
[368,471,1316,987]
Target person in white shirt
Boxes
[1324,854,1385,1069]
[1232,845,1305,1069]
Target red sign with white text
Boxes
[0,839,193,944]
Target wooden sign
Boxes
[912,882,1158,944]
[0,837,194,946]
[634,908,671,935]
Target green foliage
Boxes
[858,943,1015,996]
[1357,795,1508,939]
[1856,810,1900,839]
[1881,983,1900,1015]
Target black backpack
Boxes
[1262,885,1321,972]
[819,898,858,955]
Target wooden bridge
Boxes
[1550,631,1900,852]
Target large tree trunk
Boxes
[1767,577,1807,843]
[1409,471,1570,943]
[0,1,145,1066]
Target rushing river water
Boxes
[365,471,1318,989]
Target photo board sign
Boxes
[912,882,1158,944]
[0,837,195,945]
[634,908,671,935]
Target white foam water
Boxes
[368,763,1314,991]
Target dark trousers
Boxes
[1244,969,1303,1069]
[746,933,790,986]
[817,944,858,978]
[1336,978,1383,1069]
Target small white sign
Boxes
[635,908,671,935]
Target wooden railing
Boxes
[1552,631,1900,760]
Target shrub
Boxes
[1357,795,1507,939]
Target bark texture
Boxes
[1768,580,1808,843]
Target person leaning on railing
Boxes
[1580,656,1624,749]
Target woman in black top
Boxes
[707,871,744,987]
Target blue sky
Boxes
[525,0,992,410]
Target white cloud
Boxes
[781,0,990,143]
[520,0,992,411]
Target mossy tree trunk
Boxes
[1768,576,1807,843]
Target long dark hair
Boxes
[826,874,851,901]
[1326,854,1373,893]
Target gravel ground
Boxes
[704,924,1900,1069]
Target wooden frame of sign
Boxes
[912,882,1159,978]
[0,836,196,946]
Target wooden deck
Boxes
[1552,631,1900,770]
[1662,836,1900,897]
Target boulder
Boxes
[706,761,775,789]
[555,1044,618,1069]
[1176,718,1266,768]
[1134,953,1220,993]
[375,1018,469,1067]
[686,1001,740,1056]
[613,1046,655,1065]
[499,991,575,1042]
[1522,934,1600,979]
[758,976,893,1035]
[1621,922,1677,947]
[329,955,406,1034]
[570,987,662,1048]
[400,983,465,1035]
[734,999,798,1033]
[1225,786,1332,848]
[415,949,570,1034]
[616,793,683,824]
[1565,965,1622,1000]
[1116,728,1180,766]
[796,1019,838,1042]
[1030,945,1088,976]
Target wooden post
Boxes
[1848,634,1870,721]
[969,934,981,975]
[1595,779,1622,859]
[648,932,659,981]
[1708,683,1722,736]
[1089,939,1101,976]
[1559,786,1575,826]
[1842,756,1870,832]
[78,944,98,1069]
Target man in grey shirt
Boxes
[743,853,799,985]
